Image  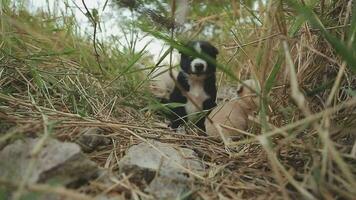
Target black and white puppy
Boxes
[169,41,218,131]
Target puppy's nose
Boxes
[194,63,204,72]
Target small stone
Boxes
[76,127,111,153]
[0,138,98,187]
[119,140,204,199]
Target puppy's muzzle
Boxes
[191,58,207,74]
[194,63,205,73]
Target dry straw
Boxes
[1,0,355,199]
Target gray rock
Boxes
[119,141,204,200]
[76,127,111,153]
[0,138,98,187]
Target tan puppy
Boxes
[148,66,178,100]
[137,50,180,100]
[148,51,179,99]
[205,79,260,140]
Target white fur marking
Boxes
[184,77,209,120]
[194,42,202,53]
[191,58,207,73]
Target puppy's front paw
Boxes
[168,121,180,130]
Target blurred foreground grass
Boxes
[0,0,356,199]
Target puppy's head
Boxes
[179,41,218,77]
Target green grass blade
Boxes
[286,0,356,73]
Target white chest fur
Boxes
[184,77,209,119]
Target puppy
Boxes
[148,66,178,100]
[169,41,219,131]
[137,50,179,101]
[205,79,260,140]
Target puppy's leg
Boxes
[203,98,217,110]
[169,106,187,129]
[195,117,206,132]
[196,98,217,132]
[169,85,188,130]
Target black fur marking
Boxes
[168,41,218,132]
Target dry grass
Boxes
[1,0,356,199]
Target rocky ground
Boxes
[0,134,205,199]
[0,86,256,200]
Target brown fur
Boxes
[205,79,260,140]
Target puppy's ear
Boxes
[237,84,244,95]
[211,45,219,56]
